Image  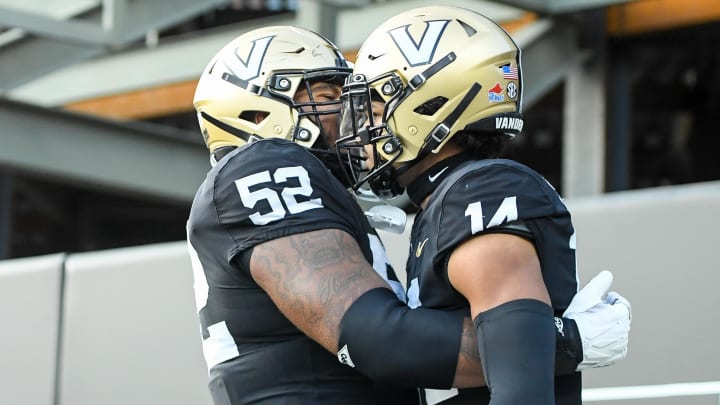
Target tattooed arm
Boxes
[249,228,581,388]
[250,227,466,388]
[249,228,390,353]
[453,318,486,387]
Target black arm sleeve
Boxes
[555,316,583,374]
[474,299,556,404]
[337,288,463,389]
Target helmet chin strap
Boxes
[368,163,405,199]
[417,82,482,158]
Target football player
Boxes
[187,25,630,405]
[337,6,631,405]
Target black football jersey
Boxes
[186,139,412,404]
[408,159,581,405]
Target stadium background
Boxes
[1,0,719,403]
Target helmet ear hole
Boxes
[239,110,269,124]
[413,96,448,116]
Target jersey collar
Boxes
[406,152,473,207]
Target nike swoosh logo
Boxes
[415,237,429,257]
[428,167,449,182]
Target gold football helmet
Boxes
[338,6,524,197]
[193,26,352,163]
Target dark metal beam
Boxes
[104,0,233,46]
[0,37,104,92]
[518,20,590,108]
[0,1,232,47]
[0,98,208,203]
[0,6,108,46]
[606,44,632,192]
[0,174,12,259]
[0,0,233,91]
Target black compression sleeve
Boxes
[474,299,556,405]
[337,288,463,388]
[555,316,583,374]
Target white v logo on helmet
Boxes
[231,35,274,80]
[389,20,449,67]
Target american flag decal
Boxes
[501,65,518,80]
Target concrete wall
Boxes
[569,182,720,404]
[57,243,211,405]
[0,253,63,405]
[1,181,719,404]
[0,244,212,405]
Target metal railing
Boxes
[583,381,720,403]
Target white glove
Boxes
[563,270,631,371]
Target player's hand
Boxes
[563,270,631,371]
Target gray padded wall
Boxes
[0,253,64,405]
[568,182,720,404]
[1,181,719,404]
[58,242,211,405]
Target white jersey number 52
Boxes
[234,166,323,225]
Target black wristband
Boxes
[554,316,583,375]
[338,288,463,388]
